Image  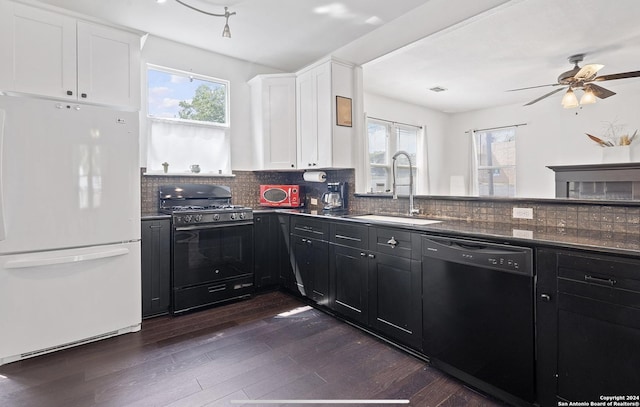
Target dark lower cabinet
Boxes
[329,244,369,324]
[537,248,640,406]
[276,214,296,292]
[329,222,421,350]
[368,251,421,350]
[254,213,280,289]
[289,216,329,305]
[141,218,171,318]
[290,234,329,305]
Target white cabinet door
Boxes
[297,61,348,169]
[249,74,297,170]
[77,21,140,108]
[297,68,319,168]
[0,1,76,100]
[314,62,332,168]
[0,2,140,109]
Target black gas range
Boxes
[159,184,253,226]
[159,184,254,314]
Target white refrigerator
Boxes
[0,95,141,366]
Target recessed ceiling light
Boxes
[429,86,447,92]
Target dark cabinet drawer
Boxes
[173,276,254,313]
[330,222,368,249]
[291,216,328,239]
[558,252,640,309]
[369,227,414,259]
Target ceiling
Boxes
[27,0,429,71]
[363,0,640,113]
[25,0,640,113]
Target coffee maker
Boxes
[321,182,347,211]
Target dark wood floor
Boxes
[0,291,505,407]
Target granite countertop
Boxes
[278,209,640,256]
[143,208,640,256]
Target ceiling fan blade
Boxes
[586,83,616,99]
[574,64,604,81]
[593,70,640,82]
[506,83,560,92]
[524,87,566,106]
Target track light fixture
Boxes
[160,0,236,38]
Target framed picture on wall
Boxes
[336,96,352,127]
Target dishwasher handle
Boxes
[422,236,533,276]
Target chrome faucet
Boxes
[392,150,419,216]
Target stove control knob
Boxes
[213,214,220,221]
[194,214,203,223]
[230,213,238,220]
[184,214,193,223]
[239,212,246,220]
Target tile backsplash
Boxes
[141,168,640,234]
[140,168,355,213]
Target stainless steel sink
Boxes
[350,214,442,226]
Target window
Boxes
[473,128,516,197]
[367,118,420,195]
[146,65,231,174]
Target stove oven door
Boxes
[172,222,254,313]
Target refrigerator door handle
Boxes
[0,108,5,241]
[4,247,130,269]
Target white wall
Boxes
[139,36,282,170]
[365,81,640,198]
[363,92,451,194]
[447,81,640,198]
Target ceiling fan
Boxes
[508,54,640,107]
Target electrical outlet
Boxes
[310,198,318,205]
[512,207,534,219]
[512,229,534,239]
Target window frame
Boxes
[473,128,517,197]
[146,64,231,128]
[144,63,232,175]
[367,118,420,194]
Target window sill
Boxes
[143,171,235,178]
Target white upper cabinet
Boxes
[76,21,140,108]
[0,1,140,109]
[296,59,354,169]
[249,74,297,170]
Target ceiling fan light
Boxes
[561,88,579,108]
[580,87,597,105]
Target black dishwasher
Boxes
[422,236,534,405]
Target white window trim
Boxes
[146,63,231,127]
[366,117,424,194]
[144,63,232,175]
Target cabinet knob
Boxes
[360,252,367,257]
[291,164,295,168]
[66,90,73,96]
[387,237,398,247]
[81,93,87,98]
[368,253,375,259]
[540,294,551,302]
[312,163,317,166]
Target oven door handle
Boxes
[175,221,254,231]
